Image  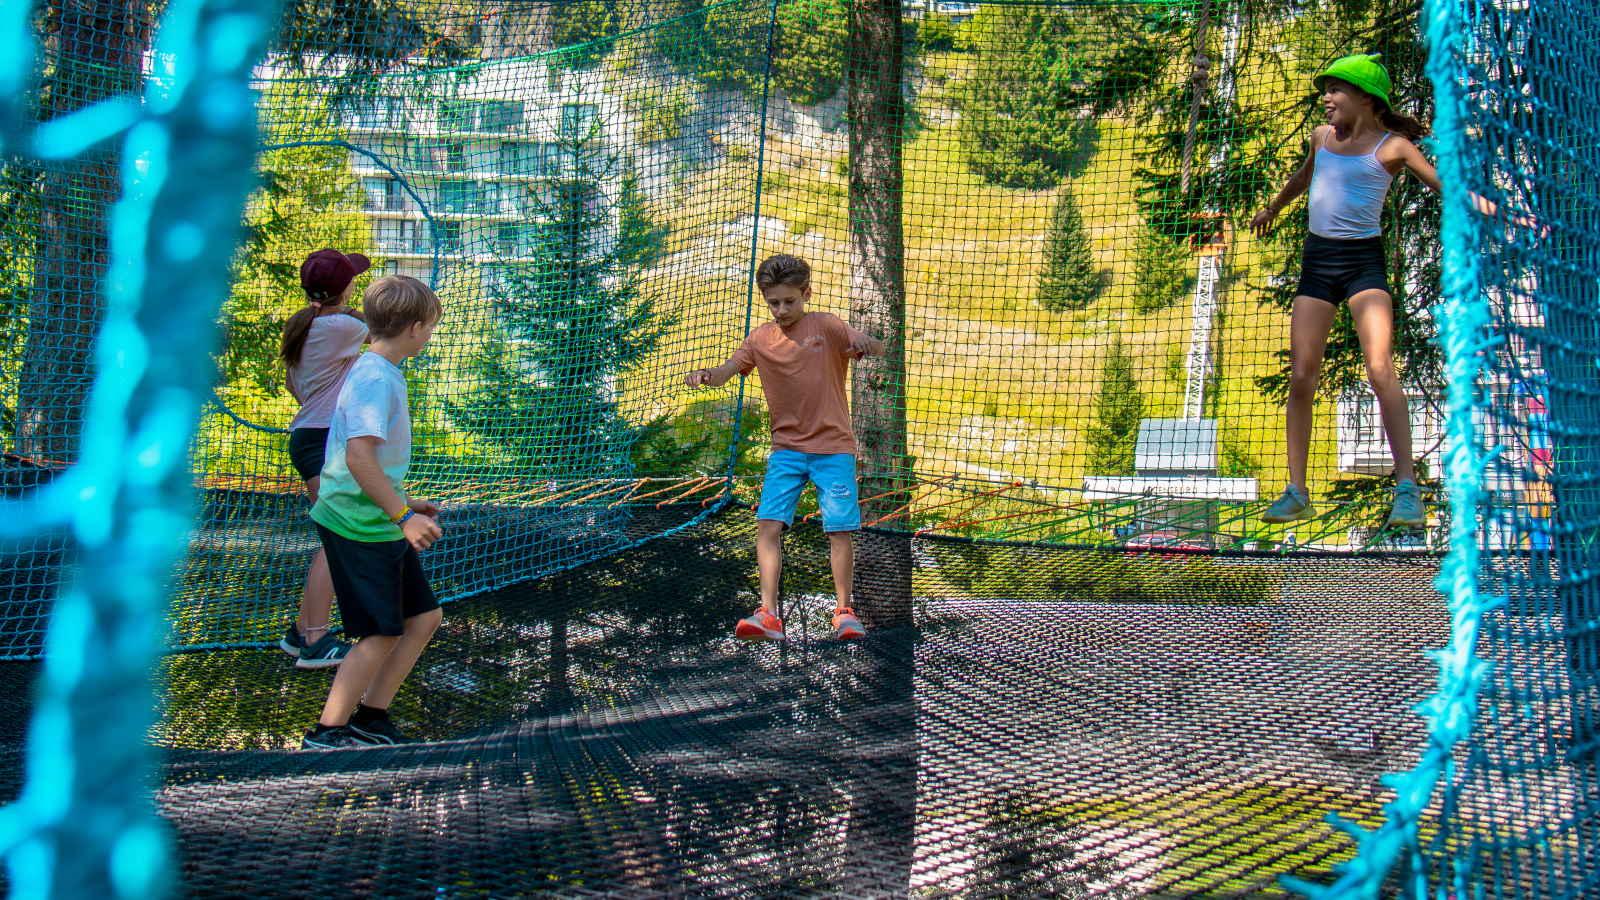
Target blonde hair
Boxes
[364,275,442,339]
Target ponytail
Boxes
[1374,98,1427,142]
[279,303,319,369]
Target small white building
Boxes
[1083,419,1259,546]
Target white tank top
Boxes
[1307,130,1394,239]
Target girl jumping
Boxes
[278,249,371,667]
[1252,54,1438,529]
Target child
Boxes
[278,249,370,668]
[685,254,884,642]
[1251,54,1441,529]
[301,275,445,750]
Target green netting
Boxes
[0,0,1590,896]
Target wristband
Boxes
[395,510,415,527]
[388,506,410,524]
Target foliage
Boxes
[954,6,1099,188]
[630,396,769,479]
[1219,440,1260,478]
[446,130,672,476]
[0,161,40,450]
[550,0,624,67]
[773,0,849,104]
[922,540,1275,604]
[966,795,1136,899]
[1084,338,1144,477]
[917,13,956,53]
[223,85,369,419]
[1130,224,1196,313]
[1037,190,1102,312]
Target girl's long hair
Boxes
[280,300,329,369]
[1373,96,1428,141]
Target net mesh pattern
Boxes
[0,0,1590,896]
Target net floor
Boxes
[7,518,1457,898]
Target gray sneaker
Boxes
[1261,484,1316,524]
[1387,479,1425,527]
[294,631,350,669]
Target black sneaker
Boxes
[278,624,303,658]
[294,631,350,670]
[348,717,421,746]
[301,725,362,751]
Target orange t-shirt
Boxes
[732,311,868,456]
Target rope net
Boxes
[0,0,1587,896]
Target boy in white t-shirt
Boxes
[301,275,446,750]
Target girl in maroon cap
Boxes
[277,249,371,668]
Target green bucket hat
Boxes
[1314,53,1393,109]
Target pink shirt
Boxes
[287,313,368,430]
[732,311,868,456]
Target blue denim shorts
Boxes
[756,450,861,532]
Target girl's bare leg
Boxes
[1286,297,1339,491]
[1349,288,1417,483]
[296,474,338,639]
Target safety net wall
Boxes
[0,0,1590,897]
[66,0,1455,659]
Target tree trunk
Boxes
[14,0,147,465]
[846,0,911,630]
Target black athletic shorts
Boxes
[288,427,330,481]
[314,523,440,638]
[1295,233,1391,305]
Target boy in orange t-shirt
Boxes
[685,254,884,641]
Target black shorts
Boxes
[314,523,440,638]
[288,427,330,481]
[1295,233,1391,305]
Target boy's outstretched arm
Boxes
[847,335,885,360]
[347,435,443,550]
[685,356,741,389]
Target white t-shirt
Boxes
[287,313,369,430]
[309,353,413,541]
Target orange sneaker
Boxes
[833,608,865,641]
[735,607,785,641]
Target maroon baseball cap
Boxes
[300,249,371,300]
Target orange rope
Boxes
[916,498,1086,536]
[562,481,639,507]
[629,476,711,503]
[910,482,1027,535]
[860,474,960,527]
[799,475,957,525]
[657,477,716,508]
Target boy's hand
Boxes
[685,368,712,388]
[408,498,440,518]
[846,337,876,360]
[401,512,443,551]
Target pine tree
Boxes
[1084,338,1144,476]
[1037,190,1102,312]
[447,159,670,477]
[1130,224,1196,313]
[954,6,1093,188]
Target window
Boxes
[343,95,405,129]
[438,182,481,214]
[559,103,599,142]
[445,142,467,172]
[480,100,522,131]
[499,142,540,176]
[437,221,463,253]
[375,219,426,253]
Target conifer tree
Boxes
[1038,190,1102,312]
[448,160,669,477]
[1084,338,1144,476]
[1130,224,1196,313]
[955,6,1091,188]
